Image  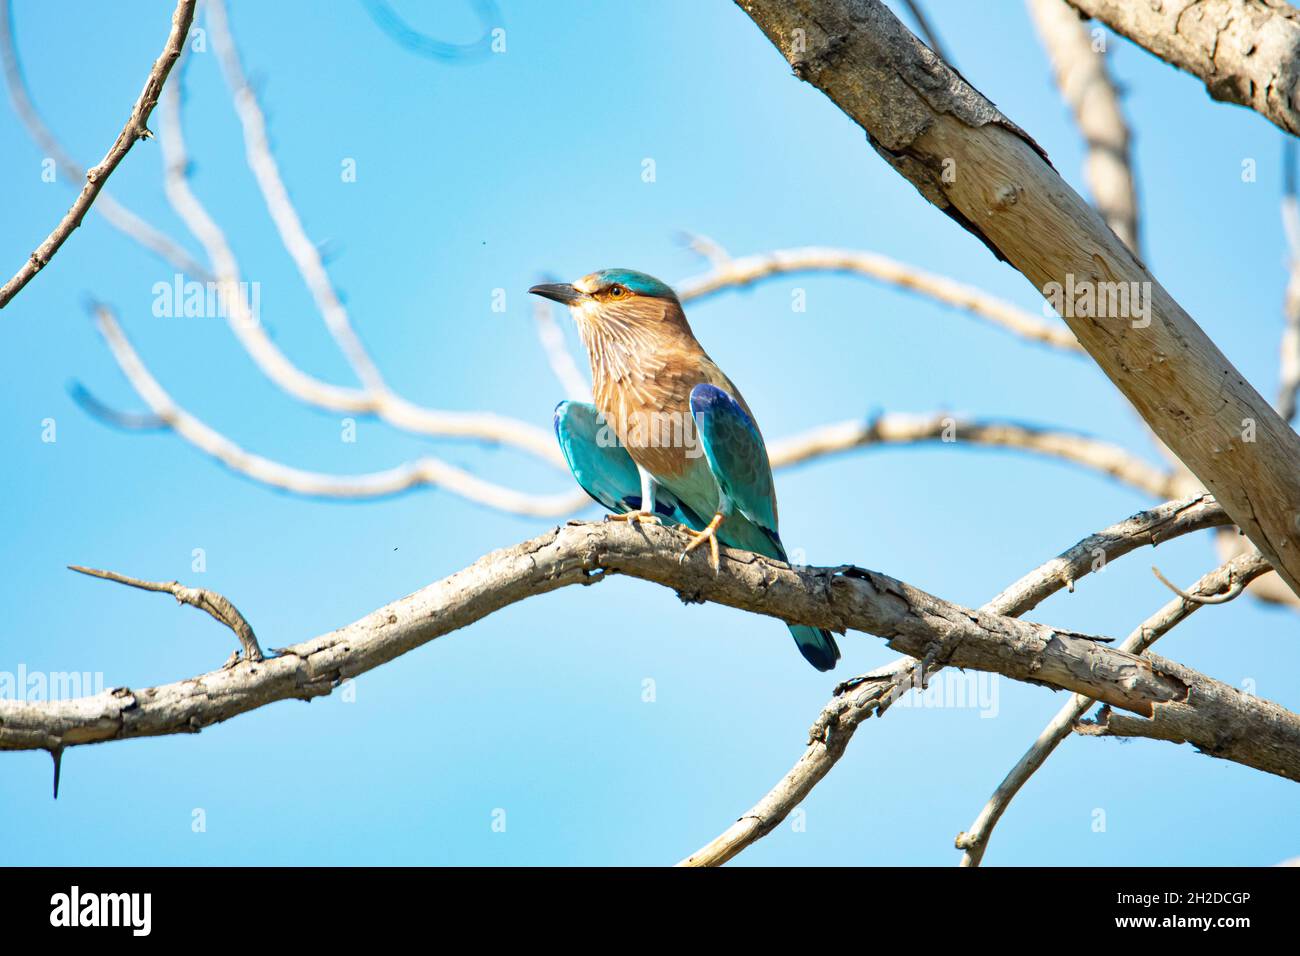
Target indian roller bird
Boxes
[529,269,841,671]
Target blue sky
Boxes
[1,0,1296,866]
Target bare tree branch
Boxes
[0,0,208,280]
[88,303,588,515]
[6,521,1296,810]
[207,0,386,395]
[767,412,1180,497]
[154,51,565,467]
[1028,0,1141,255]
[736,0,1300,600]
[679,493,1232,866]
[955,548,1271,867]
[67,564,264,664]
[677,245,1081,352]
[1064,0,1300,137]
[89,297,1181,511]
[0,0,196,308]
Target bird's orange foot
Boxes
[608,509,662,528]
[679,513,724,573]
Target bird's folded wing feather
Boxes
[554,400,700,526]
[688,384,779,534]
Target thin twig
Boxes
[676,246,1082,352]
[68,381,168,430]
[1151,564,1248,605]
[954,549,1271,866]
[68,563,264,663]
[0,0,208,279]
[0,0,197,308]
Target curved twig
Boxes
[89,302,588,515]
[68,563,264,664]
[1151,563,1248,605]
[531,279,592,401]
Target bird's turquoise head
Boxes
[530,269,677,307]
[529,269,686,341]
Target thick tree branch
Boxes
[736,0,1300,600]
[1065,0,1300,137]
[0,0,196,308]
[955,548,1271,867]
[680,493,1232,866]
[6,520,1296,806]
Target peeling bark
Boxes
[1067,0,1300,136]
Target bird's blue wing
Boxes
[688,384,779,534]
[554,401,698,526]
[688,386,840,671]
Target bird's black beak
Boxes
[529,282,584,305]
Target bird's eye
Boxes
[607,285,625,298]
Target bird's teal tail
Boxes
[715,516,842,672]
[788,624,840,672]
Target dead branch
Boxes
[677,245,1080,351]
[1028,0,1141,254]
[67,565,263,664]
[679,493,1233,866]
[1064,0,1300,137]
[6,521,1296,808]
[955,548,1271,866]
[736,0,1300,600]
[0,0,196,307]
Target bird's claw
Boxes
[679,514,724,574]
[608,510,662,528]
